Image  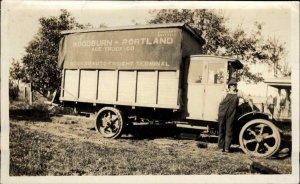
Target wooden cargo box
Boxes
[58,23,205,109]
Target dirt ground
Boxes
[9,113,292,175]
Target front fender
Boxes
[236,102,271,126]
[238,111,270,122]
[233,111,283,143]
[236,111,270,130]
[232,111,272,144]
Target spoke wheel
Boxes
[239,119,281,158]
[95,107,124,139]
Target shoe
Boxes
[224,149,231,153]
[219,149,225,152]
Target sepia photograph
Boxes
[1,1,299,183]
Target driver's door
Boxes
[203,62,227,121]
[185,57,227,121]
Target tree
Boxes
[21,9,84,97]
[279,61,291,77]
[148,9,288,83]
[9,58,25,85]
[227,23,289,79]
[262,37,288,77]
[9,58,24,100]
[148,9,230,55]
[223,23,267,82]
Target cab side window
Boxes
[188,61,203,83]
[208,63,225,84]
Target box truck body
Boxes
[58,23,205,110]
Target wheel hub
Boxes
[102,117,111,127]
[256,135,264,143]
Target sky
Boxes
[3,1,298,97]
[1,1,296,62]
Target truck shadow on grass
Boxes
[118,123,292,159]
[122,124,180,140]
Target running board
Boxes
[176,123,209,131]
[132,122,175,126]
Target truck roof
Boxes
[61,23,205,44]
[190,55,244,69]
[190,55,237,60]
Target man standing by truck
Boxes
[218,78,254,153]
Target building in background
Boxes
[264,77,291,122]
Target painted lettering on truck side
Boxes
[59,28,182,70]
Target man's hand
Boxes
[248,99,256,114]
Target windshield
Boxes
[208,63,225,84]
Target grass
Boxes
[9,123,251,175]
[8,100,292,176]
[9,119,292,176]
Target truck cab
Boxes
[184,55,242,122]
[178,55,282,158]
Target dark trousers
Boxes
[218,110,235,151]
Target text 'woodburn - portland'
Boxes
[59,28,182,70]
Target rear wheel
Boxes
[239,119,281,158]
[95,107,124,139]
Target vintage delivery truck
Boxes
[53,23,281,158]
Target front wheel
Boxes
[239,119,281,158]
[95,107,124,139]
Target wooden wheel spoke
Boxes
[104,126,112,133]
[254,143,260,153]
[259,124,266,135]
[111,123,119,132]
[110,116,119,129]
[111,116,119,123]
[263,143,272,150]
[264,134,275,139]
[244,138,256,145]
[101,120,109,127]
[102,115,109,122]
[247,128,257,137]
